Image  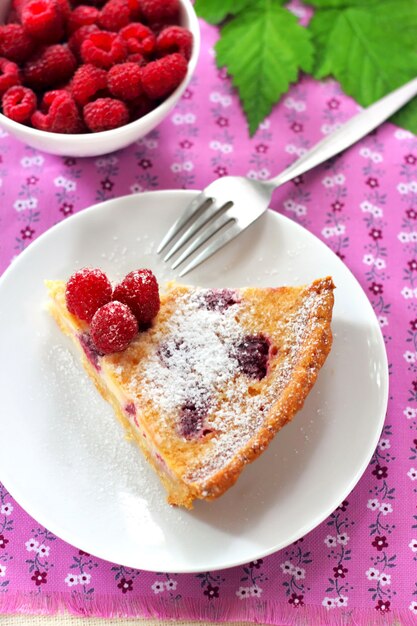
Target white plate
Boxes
[0,191,388,573]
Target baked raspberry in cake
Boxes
[46,276,335,509]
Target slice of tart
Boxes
[46,276,335,509]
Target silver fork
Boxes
[158,77,417,276]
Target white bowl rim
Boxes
[0,0,201,142]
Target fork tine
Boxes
[157,192,212,254]
[171,213,234,270]
[178,221,244,277]
[163,200,232,262]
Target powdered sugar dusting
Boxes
[141,290,242,413]
[188,290,322,481]
[124,285,329,484]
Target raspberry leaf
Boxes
[194,0,254,25]
[309,9,340,79]
[310,1,417,133]
[322,5,417,101]
[215,0,313,135]
[391,99,417,135]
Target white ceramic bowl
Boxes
[0,0,200,157]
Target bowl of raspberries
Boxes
[0,0,199,156]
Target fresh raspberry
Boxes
[113,269,160,325]
[0,58,21,97]
[107,62,142,101]
[157,26,192,60]
[13,0,71,17]
[12,0,32,19]
[138,0,179,25]
[128,93,152,120]
[21,0,65,44]
[141,52,187,100]
[24,44,77,89]
[55,0,72,18]
[83,96,128,131]
[81,30,127,68]
[68,5,100,34]
[32,90,83,133]
[90,301,138,354]
[0,24,36,64]
[71,63,107,105]
[127,0,141,20]
[127,51,145,64]
[65,268,112,322]
[68,23,99,58]
[119,22,155,56]
[71,0,107,7]
[2,85,37,123]
[99,0,130,32]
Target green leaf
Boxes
[326,4,417,107]
[309,9,341,78]
[309,0,417,133]
[194,0,254,25]
[391,99,417,135]
[374,0,417,48]
[215,0,313,135]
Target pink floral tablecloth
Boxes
[1,12,417,626]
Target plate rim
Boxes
[0,190,389,572]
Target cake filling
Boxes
[179,399,210,439]
[79,332,103,371]
[201,288,240,312]
[233,334,271,380]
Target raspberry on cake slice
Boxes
[46,273,335,509]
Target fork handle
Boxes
[268,77,417,188]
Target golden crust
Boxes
[197,277,335,503]
[46,277,334,509]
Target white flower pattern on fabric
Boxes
[78,573,91,585]
[402,287,414,299]
[37,544,50,557]
[25,539,39,552]
[363,254,374,265]
[379,573,391,586]
[407,468,417,481]
[292,567,305,580]
[404,351,417,363]
[337,533,349,545]
[64,573,78,587]
[1,503,13,516]
[324,535,337,548]
[379,502,393,515]
[409,539,417,552]
[378,438,390,450]
[365,568,380,581]
[280,560,294,574]
[249,585,263,597]
[322,176,334,188]
[236,586,251,599]
[322,597,336,609]
[367,498,380,511]
[165,579,177,590]
[151,581,165,594]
